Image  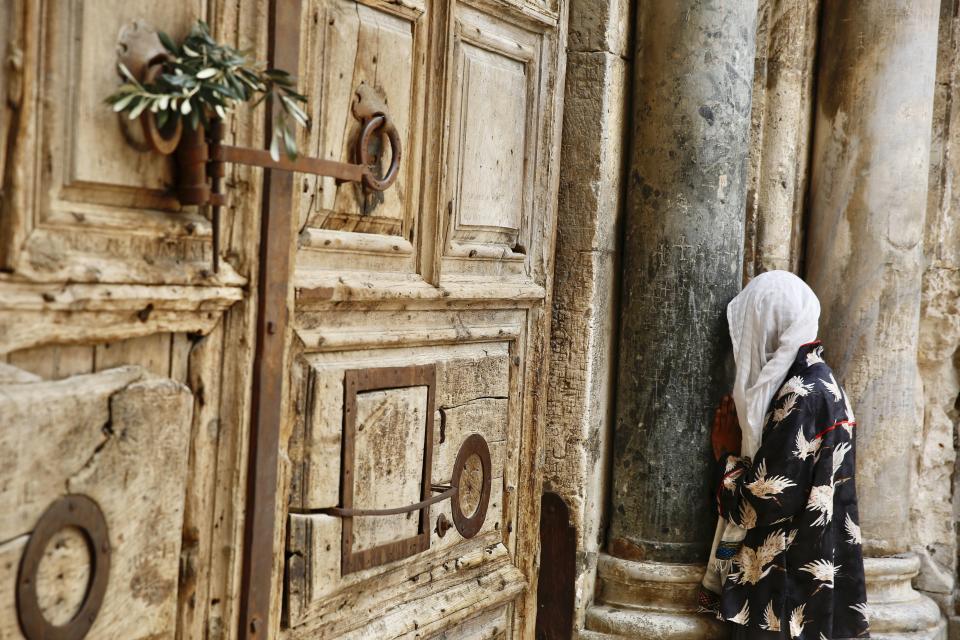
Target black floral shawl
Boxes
[702,341,870,639]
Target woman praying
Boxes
[698,270,870,639]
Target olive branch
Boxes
[106,20,309,160]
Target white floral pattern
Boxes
[746,459,798,500]
[790,603,807,638]
[845,513,862,545]
[793,426,821,461]
[801,559,840,590]
[779,375,814,398]
[709,342,869,639]
[761,600,780,631]
[821,372,842,402]
[730,601,751,625]
[806,483,834,526]
[772,392,800,424]
[806,345,824,366]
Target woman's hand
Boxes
[712,394,741,461]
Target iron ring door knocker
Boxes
[139,60,182,155]
[16,494,111,640]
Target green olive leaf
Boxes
[106,19,309,157]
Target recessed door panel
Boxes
[442,3,544,279]
[3,1,242,285]
[295,0,427,276]
[0,368,193,639]
[270,0,568,635]
[285,332,521,629]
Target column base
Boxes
[866,554,945,639]
[581,553,947,639]
[583,554,727,639]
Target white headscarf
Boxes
[701,270,820,596]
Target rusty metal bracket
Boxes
[338,364,436,575]
[115,29,401,272]
[17,494,110,640]
[173,99,400,273]
[320,484,456,517]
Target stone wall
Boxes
[549,1,960,636]
[544,0,630,633]
[917,1,960,634]
[546,0,820,635]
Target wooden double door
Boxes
[0,0,567,638]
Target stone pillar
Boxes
[585,1,757,636]
[744,0,819,278]
[542,0,630,635]
[805,1,945,637]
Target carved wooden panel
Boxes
[0,367,193,639]
[441,3,543,279]
[340,365,435,574]
[439,604,511,639]
[295,0,427,276]
[285,311,523,630]
[4,0,245,285]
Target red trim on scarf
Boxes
[814,419,856,440]
[800,339,822,347]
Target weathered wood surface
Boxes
[35,527,91,626]
[286,341,514,626]
[297,0,425,236]
[4,0,567,638]
[8,344,94,380]
[281,4,571,630]
[286,539,525,638]
[0,282,242,354]
[352,386,429,551]
[445,6,538,254]
[0,362,41,383]
[0,367,143,540]
[1,1,266,639]
[0,367,193,639]
[7,333,197,384]
[94,333,172,376]
[175,325,225,640]
[436,604,511,639]
[0,0,249,285]
[197,3,271,637]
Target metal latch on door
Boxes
[117,25,401,273]
[172,88,400,273]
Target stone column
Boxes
[585,1,757,636]
[805,1,945,637]
[744,0,819,278]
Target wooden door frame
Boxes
[238,0,302,637]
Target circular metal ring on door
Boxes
[450,433,492,539]
[17,494,111,640]
[358,114,402,192]
[139,60,183,155]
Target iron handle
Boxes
[179,111,400,273]
[140,103,400,274]
[217,144,366,183]
[317,484,457,518]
